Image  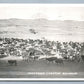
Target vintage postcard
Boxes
[0,4,84,81]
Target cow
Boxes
[46,57,64,64]
[74,55,81,63]
[46,57,57,63]
[81,55,84,62]
[8,60,17,66]
[23,56,29,62]
[55,58,64,64]
[68,55,81,63]
[63,56,69,60]
[33,56,39,60]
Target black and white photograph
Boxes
[0,4,84,80]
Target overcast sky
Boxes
[0,4,84,41]
[0,4,84,21]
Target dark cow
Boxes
[55,58,63,64]
[8,60,17,66]
[46,57,64,64]
[46,57,57,63]
[63,57,69,60]
[81,55,84,62]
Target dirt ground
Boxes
[0,59,84,78]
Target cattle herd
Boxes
[0,37,84,66]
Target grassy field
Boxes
[0,59,84,78]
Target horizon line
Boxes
[0,18,84,21]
